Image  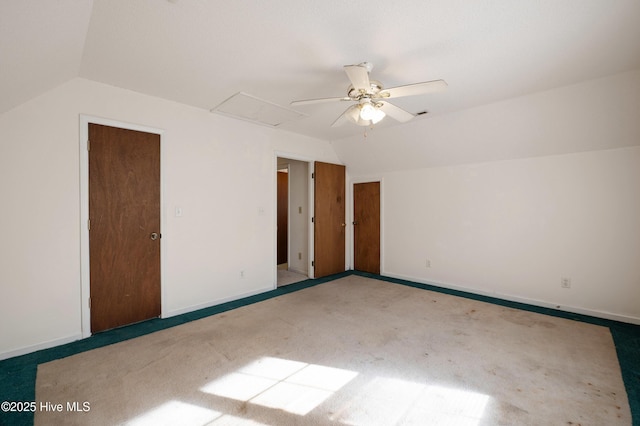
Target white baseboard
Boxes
[382,271,640,326]
[163,286,274,318]
[4,274,637,362]
[0,333,82,361]
[1,287,276,361]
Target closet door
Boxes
[314,161,345,278]
[89,123,161,333]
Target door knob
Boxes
[150,232,159,240]
[353,221,359,225]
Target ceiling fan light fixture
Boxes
[370,105,385,124]
[345,105,361,124]
[359,101,386,124]
[343,102,387,126]
[359,102,376,120]
[344,105,372,126]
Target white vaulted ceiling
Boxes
[2,0,640,165]
[0,0,93,113]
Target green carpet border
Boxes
[0,271,349,426]
[0,270,637,425]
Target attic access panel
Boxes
[211,92,307,127]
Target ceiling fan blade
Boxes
[331,105,358,127]
[344,64,371,92]
[381,79,448,99]
[290,96,350,107]
[331,110,349,127]
[379,101,415,123]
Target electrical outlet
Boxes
[298,252,302,260]
[426,258,431,268]
[561,277,571,288]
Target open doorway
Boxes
[276,157,310,286]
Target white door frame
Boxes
[276,162,290,268]
[274,152,314,286]
[79,115,166,338]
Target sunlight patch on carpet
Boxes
[200,356,358,415]
[412,385,490,425]
[124,400,222,425]
[331,377,490,425]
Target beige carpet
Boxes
[277,268,308,287]
[36,275,630,425]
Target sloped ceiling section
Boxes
[0,0,93,113]
[2,0,640,157]
[77,0,640,142]
[332,69,640,175]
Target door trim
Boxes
[276,166,289,266]
[79,115,165,338]
[350,177,384,275]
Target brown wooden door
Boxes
[354,182,381,274]
[277,171,288,265]
[314,161,345,278]
[89,123,161,333]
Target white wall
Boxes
[0,78,340,359]
[337,70,640,324]
[380,147,640,322]
[3,70,638,359]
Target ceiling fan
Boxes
[290,62,447,127]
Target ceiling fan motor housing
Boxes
[347,80,384,100]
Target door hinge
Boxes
[87,219,90,230]
[312,261,314,267]
[88,297,91,309]
[311,217,314,223]
[311,173,314,179]
[87,139,90,151]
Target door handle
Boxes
[150,232,159,241]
